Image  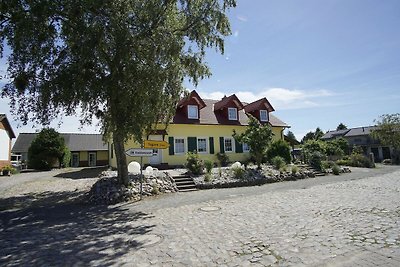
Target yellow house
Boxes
[109,90,289,168]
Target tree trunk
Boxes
[113,133,129,186]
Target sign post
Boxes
[125,148,154,200]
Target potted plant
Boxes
[1,165,14,176]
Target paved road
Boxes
[0,165,399,266]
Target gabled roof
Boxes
[0,114,16,139]
[177,90,207,109]
[214,94,244,111]
[12,133,107,153]
[344,126,376,137]
[172,99,289,127]
[244,98,275,113]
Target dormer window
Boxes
[228,107,237,120]
[260,110,268,122]
[188,105,199,119]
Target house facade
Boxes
[12,133,108,167]
[322,126,392,162]
[0,114,16,169]
[109,91,289,168]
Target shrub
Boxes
[216,152,229,167]
[291,165,299,175]
[151,184,160,195]
[185,151,204,175]
[332,164,341,175]
[336,159,350,166]
[62,146,71,168]
[231,165,245,180]
[271,156,286,170]
[350,153,375,168]
[267,139,291,164]
[204,173,212,182]
[204,160,213,174]
[309,152,325,171]
[1,165,16,175]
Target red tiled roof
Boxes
[214,94,244,111]
[172,99,288,127]
[244,97,275,113]
[177,90,206,109]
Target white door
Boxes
[88,152,97,167]
[149,135,162,165]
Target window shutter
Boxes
[219,137,224,153]
[188,137,197,152]
[209,137,214,154]
[235,139,243,153]
[168,137,174,155]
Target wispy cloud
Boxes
[199,88,335,110]
[237,15,248,22]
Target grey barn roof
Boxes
[321,126,377,140]
[12,133,107,153]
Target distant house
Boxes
[0,114,16,169]
[322,126,391,162]
[12,133,108,167]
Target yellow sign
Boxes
[144,140,170,149]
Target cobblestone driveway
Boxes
[1,167,400,266]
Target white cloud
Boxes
[237,15,248,22]
[199,88,334,110]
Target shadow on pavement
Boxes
[0,190,155,265]
[54,166,108,179]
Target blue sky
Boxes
[1,0,400,140]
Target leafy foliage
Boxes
[302,140,326,161]
[336,123,348,130]
[1,0,236,185]
[185,151,204,175]
[28,128,67,170]
[231,164,245,180]
[308,151,325,171]
[332,164,341,175]
[267,139,291,164]
[204,160,213,174]
[233,115,273,169]
[271,156,286,170]
[371,113,400,164]
[301,127,325,143]
[216,152,229,167]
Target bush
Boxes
[309,152,325,171]
[1,165,16,175]
[350,153,375,168]
[204,173,212,182]
[332,164,340,175]
[267,139,291,164]
[185,151,204,175]
[204,160,213,174]
[271,156,286,170]
[291,165,299,175]
[231,165,245,180]
[62,146,71,168]
[216,152,229,167]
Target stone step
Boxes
[175,180,195,186]
[173,177,193,182]
[178,188,198,192]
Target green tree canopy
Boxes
[28,128,69,170]
[301,127,325,143]
[266,139,291,164]
[336,123,348,131]
[233,115,273,169]
[371,113,400,164]
[1,0,236,185]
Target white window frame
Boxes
[224,137,235,153]
[242,143,250,152]
[260,110,268,122]
[228,107,238,120]
[174,137,186,154]
[197,137,208,154]
[187,105,199,119]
